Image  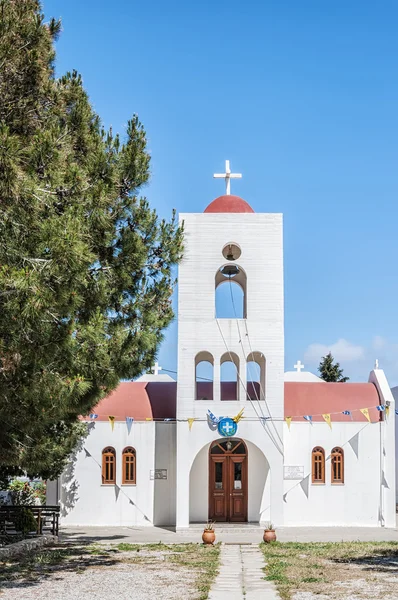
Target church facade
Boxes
[49,173,397,529]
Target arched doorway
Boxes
[209,439,248,522]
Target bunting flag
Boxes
[114,484,120,501]
[303,415,312,423]
[84,448,91,458]
[164,418,172,422]
[233,408,245,423]
[322,413,332,430]
[285,416,292,430]
[360,408,371,423]
[385,406,390,418]
[207,410,220,424]
[395,409,398,416]
[145,417,153,421]
[187,418,195,431]
[126,416,134,434]
[108,416,115,431]
[348,432,359,458]
[299,475,310,498]
[376,405,386,411]
[89,414,98,419]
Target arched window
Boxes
[246,352,266,400]
[215,265,247,319]
[122,447,136,484]
[102,447,116,484]
[195,351,214,400]
[312,447,325,484]
[220,352,239,401]
[331,447,344,484]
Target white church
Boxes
[48,162,397,529]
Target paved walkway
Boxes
[60,521,398,546]
[208,544,280,600]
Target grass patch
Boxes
[261,541,398,600]
[0,542,220,600]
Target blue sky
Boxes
[44,1,398,384]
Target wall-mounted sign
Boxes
[150,469,168,480]
[218,417,238,437]
[284,466,304,480]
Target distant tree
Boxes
[318,352,349,382]
[0,0,184,482]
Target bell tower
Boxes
[175,161,284,528]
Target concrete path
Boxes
[208,544,280,600]
[60,521,398,546]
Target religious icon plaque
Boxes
[284,466,304,480]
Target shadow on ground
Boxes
[0,543,120,591]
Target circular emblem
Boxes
[218,417,237,437]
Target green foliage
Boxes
[0,0,184,480]
[8,480,35,505]
[318,352,349,383]
[13,507,37,536]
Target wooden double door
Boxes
[209,439,248,522]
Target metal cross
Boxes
[294,360,304,373]
[151,362,162,376]
[213,160,242,195]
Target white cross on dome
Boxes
[213,160,242,195]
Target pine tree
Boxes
[318,352,349,382]
[0,0,184,480]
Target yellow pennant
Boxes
[188,418,195,431]
[360,408,371,423]
[108,416,115,431]
[385,405,390,418]
[145,417,153,421]
[322,413,332,430]
[285,416,292,430]
[233,408,245,423]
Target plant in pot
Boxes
[263,521,276,543]
[202,520,216,545]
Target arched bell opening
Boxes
[246,352,266,400]
[195,351,214,400]
[220,351,240,401]
[215,264,247,319]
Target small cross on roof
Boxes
[213,160,242,195]
[150,362,162,376]
[294,360,305,373]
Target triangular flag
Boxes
[114,485,120,500]
[322,413,332,430]
[285,416,292,430]
[303,415,312,423]
[108,416,115,431]
[395,409,398,416]
[283,493,288,503]
[126,416,134,434]
[349,432,359,458]
[84,448,91,458]
[385,406,390,418]
[299,475,310,498]
[360,408,370,422]
[188,418,195,431]
[342,410,353,420]
[207,409,219,424]
[233,408,245,423]
[89,413,98,419]
[145,417,153,421]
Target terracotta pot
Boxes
[263,529,276,543]
[202,529,216,545]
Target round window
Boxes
[222,243,241,261]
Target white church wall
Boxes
[153,423,176,526]
[283,422,383,526]
[60,422,156,527]
[189,444,208,523]
[369,369,396,527]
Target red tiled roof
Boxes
[284,382,380,422]
[204,195,254,213]
[86,381,381,423]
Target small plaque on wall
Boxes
[284,466,304,480]
[150,469,168,480]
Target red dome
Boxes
[204,195,254,213]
